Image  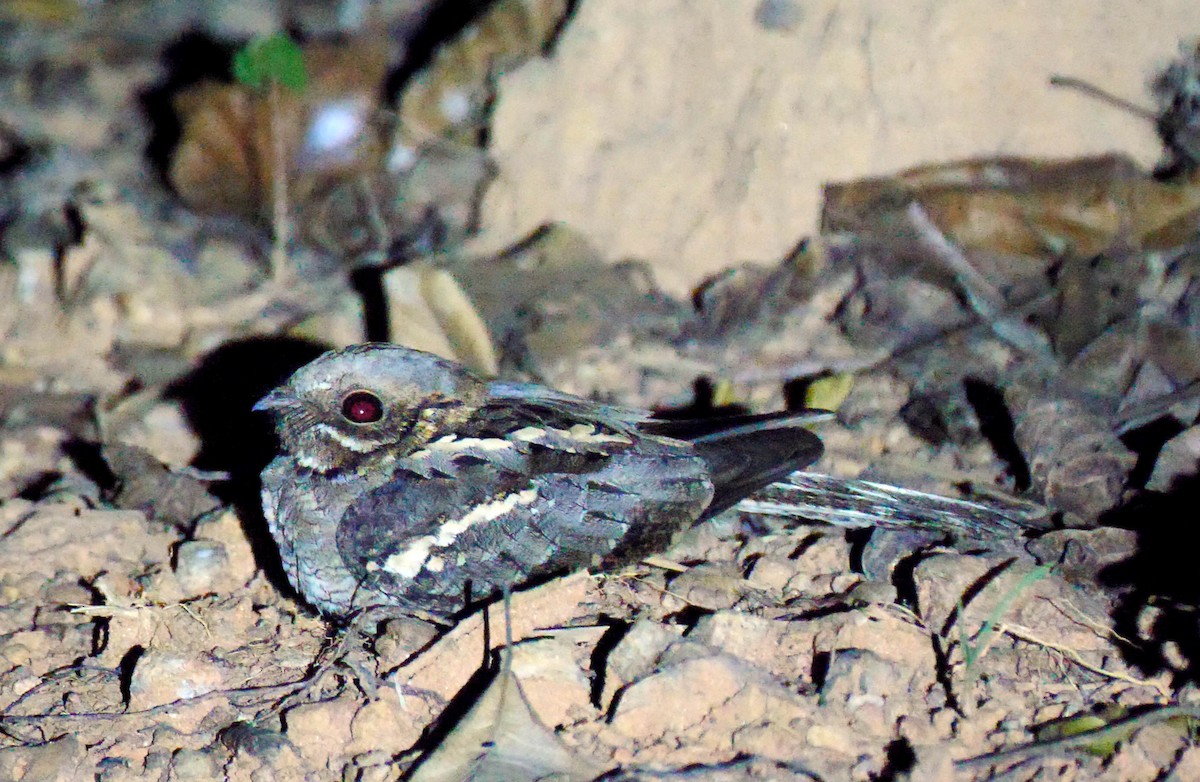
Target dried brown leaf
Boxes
[410,661,603,782]
[169,39,392,220]
[823,155,1200,259]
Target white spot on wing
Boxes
[426,435,514,452]
[511,427,546,442]
[513,423,631,448]
[382,488,539,578]
[385,538,437,580]
[406,435,515,470]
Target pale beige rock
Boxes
[744,553,802,593]
[1147,425,1200,490]
[394,572,599,702]
[804,723,860,757]
[609,653,809,754]
[0,503,172,581]
[349,687,422,756]
[189,510,259,593]
[472,0,1197,295]
[173,540,230,597]
[0,736,85,782]
[913,553,1114,654]
[128,649,231,711]
[509,635,596,728]
[114,401,201,469]
[690,610,815,682]
[286,696,358,769]
[600,619,682,708]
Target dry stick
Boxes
[269,81,290,279]
[905,202,1057,363]
[999,622,1172,697]
[1049,75,1158,123]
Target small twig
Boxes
[268,81,290,280]
[1050,597,1138,648]
[999,622,1172,697]
[1049,75,1157,123]
[1,677,313,728]
[905,202,1056,362]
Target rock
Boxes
[168,749,223,781]
[1148,425,1200,490]
[285,696,357,769]
[0,503,171,582]
[349,688,422,756]
[600,619,682,708]
[189,510,258,592]
[744,553,802,593]
[1024,527,1138,586]
[820,648,899,709]
[128,649,231,711]
[690,610,814,681]
[471,1,1184,295]
[219,722,292,761]
[0,735,85,781]
[913,553,1114,655]
[173,539,229,596]
[509,635,595,727]
[374,615,440,671]
[609,653,806,747]
[663,562,756,611]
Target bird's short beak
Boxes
[253,387,296,413]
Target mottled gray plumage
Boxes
[256,343,824,618]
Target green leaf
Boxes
[233,33,308,93]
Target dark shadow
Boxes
[15,471,65,502]
[541,0,583,57]
[384,0,496,101]
[117,645,144,707]
[166,336,329,596]
[899,393,952,447]
[783,374,829,412]
[1102,473,1200,683]
[138,31,238,184]
[588,619,630,709]
[963,377,1031,491]
[810,650,831,692]
[667,604,715,630]
[653,376,751,421]
[400,649,504,780]
[1120,415,1186,490]
[349,265,390,342]
[62,439,117,495]
[0,122,31,176]
[875,737,918,781]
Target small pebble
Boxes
[174,539,229,595]
[754,0,802,31]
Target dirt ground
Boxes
[3,2,1200,780]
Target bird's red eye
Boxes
[341,391,383,424]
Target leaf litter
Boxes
[2,4,1200,781]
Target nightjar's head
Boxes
[254,344,488,473]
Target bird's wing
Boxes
[643,411,827,519]
[335,436,713,617]
[484,381,650,432]
[483,384,827,521]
